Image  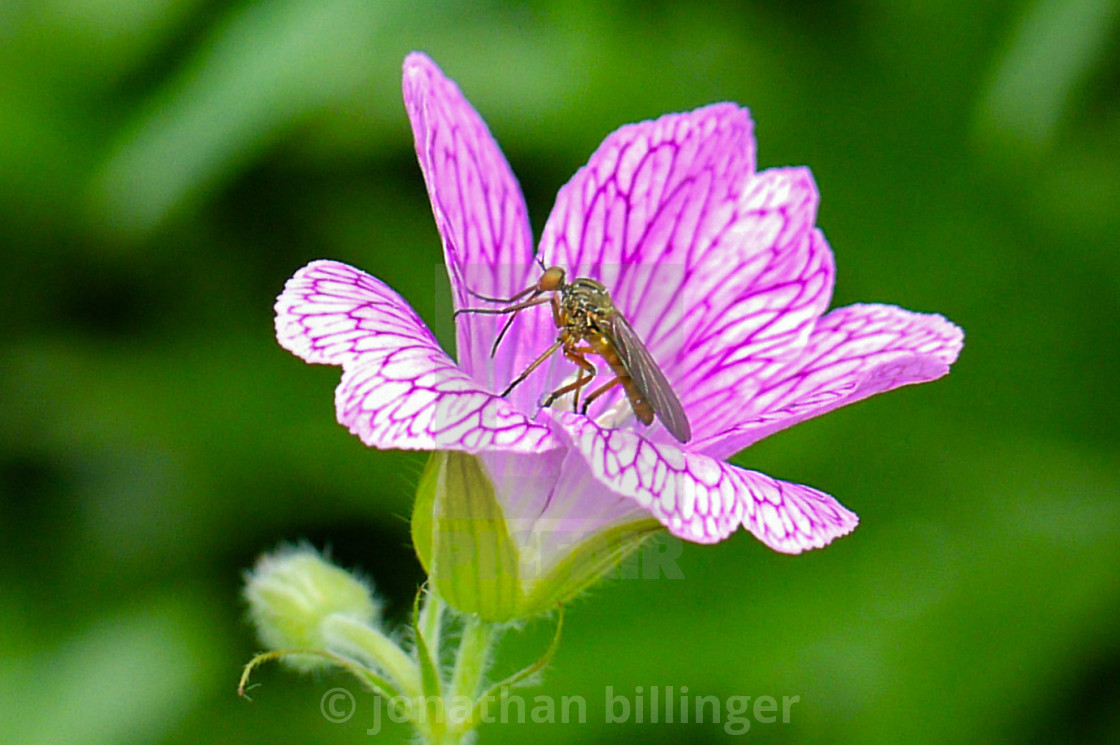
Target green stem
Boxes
[418,587,444,666]
[412,610,445,739]
[320,614,421,698]
[450,615,495,702]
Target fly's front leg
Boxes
[453,293,549,318]
[550,294,563,327]
[456,282,538,311]
[454,294,552,357]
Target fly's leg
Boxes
[458,282,538,307]
[454,294,552,356]
[453,293,548,319]
[491,292,565,357]
[579,375,622,415]
[499,338,564,397]
[541,346,597,413]
[549,293,563,327]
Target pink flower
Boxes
[275,53,963,562]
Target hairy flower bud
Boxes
[244,546,380,671]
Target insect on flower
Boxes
[455,262,692,444]
[276,53,963,554]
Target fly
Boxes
[455,263,692,443]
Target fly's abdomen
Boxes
[588,332,654,425]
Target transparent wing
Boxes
[609,311,692,443]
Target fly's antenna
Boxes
[534,255,547,272]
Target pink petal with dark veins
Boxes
[674,220,834,441]
[556,413,858,551]
[525,104,754,405]
[700,303,964,459]
[527,107,834,441]
[276,260,555,453]
[403,53,548,394]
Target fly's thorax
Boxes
[559,278,614,333]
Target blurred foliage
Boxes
[1,0,1118,743]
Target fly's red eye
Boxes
[539,266,565,291]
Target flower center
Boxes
[593,398,634,430]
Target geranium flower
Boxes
[275,53,963,577]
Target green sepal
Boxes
[412,451,522,622]
[518,518,663,617]
[411,453,439,575]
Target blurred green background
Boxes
[2,0,1118,743]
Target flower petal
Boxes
[556,414,858,552]
[276,260,435,367]
[276,260,555,453]
[402,53,546,390]
[531,107,833,441]
[540,103,755,283]
[530,105,754,400]
[730,470,859,553]
[700,303,964,458]
[674,217,834,442]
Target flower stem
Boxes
[418,588,444,665]
[410,601,501,745]
[320,613,421,698]
[450,615,495,702]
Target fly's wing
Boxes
[608,311,692,443]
